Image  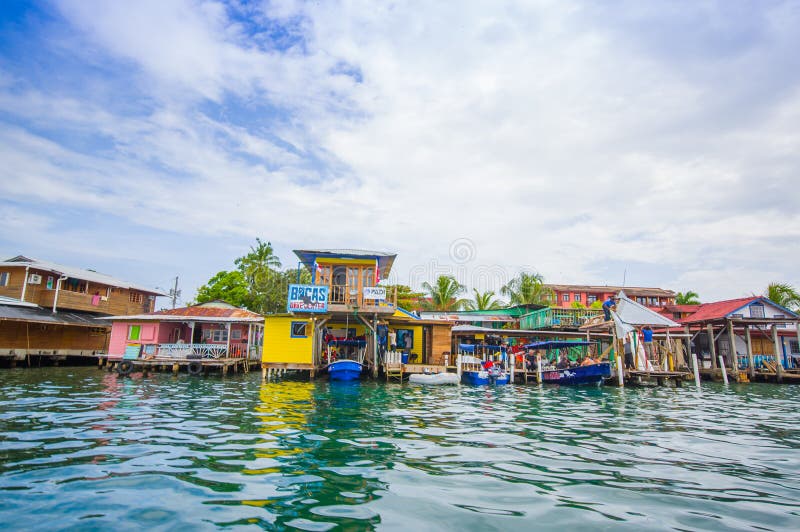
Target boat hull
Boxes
[461,370,510,386]
[408,373,460,385]
[327,360,363,381]
[542,363,611,386]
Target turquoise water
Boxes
[1,368,799,531]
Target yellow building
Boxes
[261,249,452,378]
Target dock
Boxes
[107,356,251,376]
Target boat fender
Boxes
[188,361,203,376]
[117,360,134,376]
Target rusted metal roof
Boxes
[103,301,263,322]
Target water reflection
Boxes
[0,369,799,531]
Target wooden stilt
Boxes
[772,325,783,381]
[707,324,717,371]
[727,320,739,382]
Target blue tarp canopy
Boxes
[521,341,593,349]
[328,339,367,347]
[459,343,503,352]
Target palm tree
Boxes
[422,275,467,311]
[501,272,553,306]
[764,282,800,311]
[675,291,700,305]
[465,289,502,311]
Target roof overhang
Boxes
[293,249,396,279]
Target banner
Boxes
[287,284,329,313]
[363,286,387,300]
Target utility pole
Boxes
[169,276,181,309]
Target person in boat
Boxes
[580,354,596,366]
[557,354,570,369]
[482,359,494,370]
[602,295,617,321]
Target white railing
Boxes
[385,351,403,365]
[156,343,229,359]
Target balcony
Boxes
[327,284,396,314]
[520,307,602,330]
[38,290,151,315]
[149,342,252,359]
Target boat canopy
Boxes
[521,341,593,350]
[458,343,503,353]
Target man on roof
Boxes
[602,295,617,321]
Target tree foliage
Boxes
[501,272,553,306]
[196,270,251,308]
[465,289,502,311]
[382,284,426,311]
[765,282,800,311]
[675,291,701,305]
[195,238,310,314]
[422,275,467,311]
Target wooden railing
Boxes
[328,284,389,308]
[154,343,248,359]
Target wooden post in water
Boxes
[727,320,739,382]
[745,325,755,379]
[707,324,717,373]
[771,325,783,381]
[691,353,701,387]
[718,355,729,385]
[536,354,542,384]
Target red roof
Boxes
[678,297,758,324]
[153,301,261,319]
[662,304,701,313]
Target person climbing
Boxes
[602,295,617,321]
[642,325,654,363]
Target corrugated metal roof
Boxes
[615,294,680,327]
[293,249,397,279]
[0,295,39,308]
[0,304,111,327]
[2,256,165,295]
[545,283,676,297]
[104,301,263,322]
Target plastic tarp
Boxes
[610,292,679,338]
[521,341,593,350]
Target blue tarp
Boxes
[521,341,593,350]
[458,343,503,352]
[328,339,367,347]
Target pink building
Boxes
[544,284,676,309]
[106,300,264,360]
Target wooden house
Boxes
[105,301,264,361]
[262,249,452,377]
[666,297,800,379]
[0,255,164,363]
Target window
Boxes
[750,304,765,318]
[129,291,143,304]
[731,313,743,319]
[128,325,141,340]
[562,294,569,302]
[790,340,799,354]
[574,294,582,302]
[231,329,242,340]
[46,276,54,289]
[587,295,597,304]
[773,314,785,319]
[212,329,228,342]
[0,272,9,286]
[291,321,307,338]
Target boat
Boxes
[541,362,611,386]
[461,366,510,386]
[327,359,363,381]
[408,372,460,385]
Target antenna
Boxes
[622,268,627,287]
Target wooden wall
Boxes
[0,266,154,315]
[0,321,109,352]
[428,324,452,365]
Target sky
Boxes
[1,0,799,306]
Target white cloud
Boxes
[1,0,799,300]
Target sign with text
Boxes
[363,286,387,300]
[287,284,329,313]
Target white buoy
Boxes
[691,353,701,388]
[718,355,729,385]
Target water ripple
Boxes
[1,368,799,530]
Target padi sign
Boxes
[287,284,329,313]
[363,286,386,300]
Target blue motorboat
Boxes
[541,362,611,386]
[327,359,363,381]
[461,367,510,386]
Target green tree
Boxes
[589,300,603,310]
[465,289,502,311]
[382,284,426,311]
[675,291,701,305]
[570,301,586,309]
[501,272,553,306]
[422,275,467,311]
[196,270,251,308]
[764,282,800,311]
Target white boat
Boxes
[408,372,460,385]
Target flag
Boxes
[374,261,380,284]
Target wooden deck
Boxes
[107,356,251,376]
[623,370,690,387]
